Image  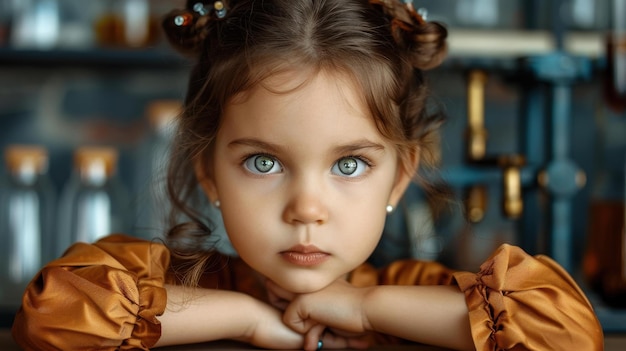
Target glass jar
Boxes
[0,145,55,310]
[57,146,130,254]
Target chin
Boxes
[274,275,334,294]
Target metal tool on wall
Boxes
[463,69,526,223]
[517,0,592,272]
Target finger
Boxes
[326,327,367,338]
[306,328,371,350]
[282,309,317,334]
[303,324,326,351]
[282,299,318,334]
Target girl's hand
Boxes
[238,297,305,349]
[266,279,372,350]
[244,297,367,350]
[268,281,477,351]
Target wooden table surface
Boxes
[157,341,454,350]
[0,329,452,350]
[3,329,626,350]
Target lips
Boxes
[280,244,330,266]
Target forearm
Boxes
[363,285,475,351]
[155,284,257,347]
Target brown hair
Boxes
[162,0,448,286]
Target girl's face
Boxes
[198,69,414,293]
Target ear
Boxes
[194,158,219,203]
[387,150,420,208]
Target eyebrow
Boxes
[228,138,386,154]
[332,140,386,155]
[228,138,282,153]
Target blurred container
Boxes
[0,0,11,46]
[133,100,180,240]
[605,0,626,112]
[455,0,500,27]
[55,0,104,49]
[0,145,56,310]
[584,154,626,307]
[10,0,60,49]
[57,146,129,254]
[94,0,160,48]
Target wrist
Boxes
[233,294,264,343]
[157,286,265,346]
[361,285,378,332]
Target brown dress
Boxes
[11,234,604,350]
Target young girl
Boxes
[12,0,603,350]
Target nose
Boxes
[282,181,329,225]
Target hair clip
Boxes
[401,0,426,26]
[174,13,194,27]
[193,2,208,16]
[192,1,226,19]
[417,7,428,21]
[214,1,227,19]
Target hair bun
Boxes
[400,21,448,70]
[162,8,210,56]
[370,0,448,70]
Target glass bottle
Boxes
[605,0,626,112]
[133,100,180,240]
[0,145,55,310]
[57,147,129,255]
[10,0,60,49]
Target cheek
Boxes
[339,182,392,255]
[220,215,260,262]
[336,202,387,253]
[219,203,256,241]
[219,197,276,250]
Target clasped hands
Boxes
[264,278,373,350]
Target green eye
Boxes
[255,156,275,172]
[244,155,282,174]
[332,157,367,177]
[338,157,358,175]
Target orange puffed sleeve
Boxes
[11,234,170,351]
[453,244,604,351]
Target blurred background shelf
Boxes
[0,47,189,69]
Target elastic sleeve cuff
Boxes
[122,275,168,349]
[12,235,171,350]
[453,244,603,351]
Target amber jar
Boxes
[94,0,161,48]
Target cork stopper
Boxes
[146,100,182,132]
[74,146,118,179]
[4,145,48,174]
